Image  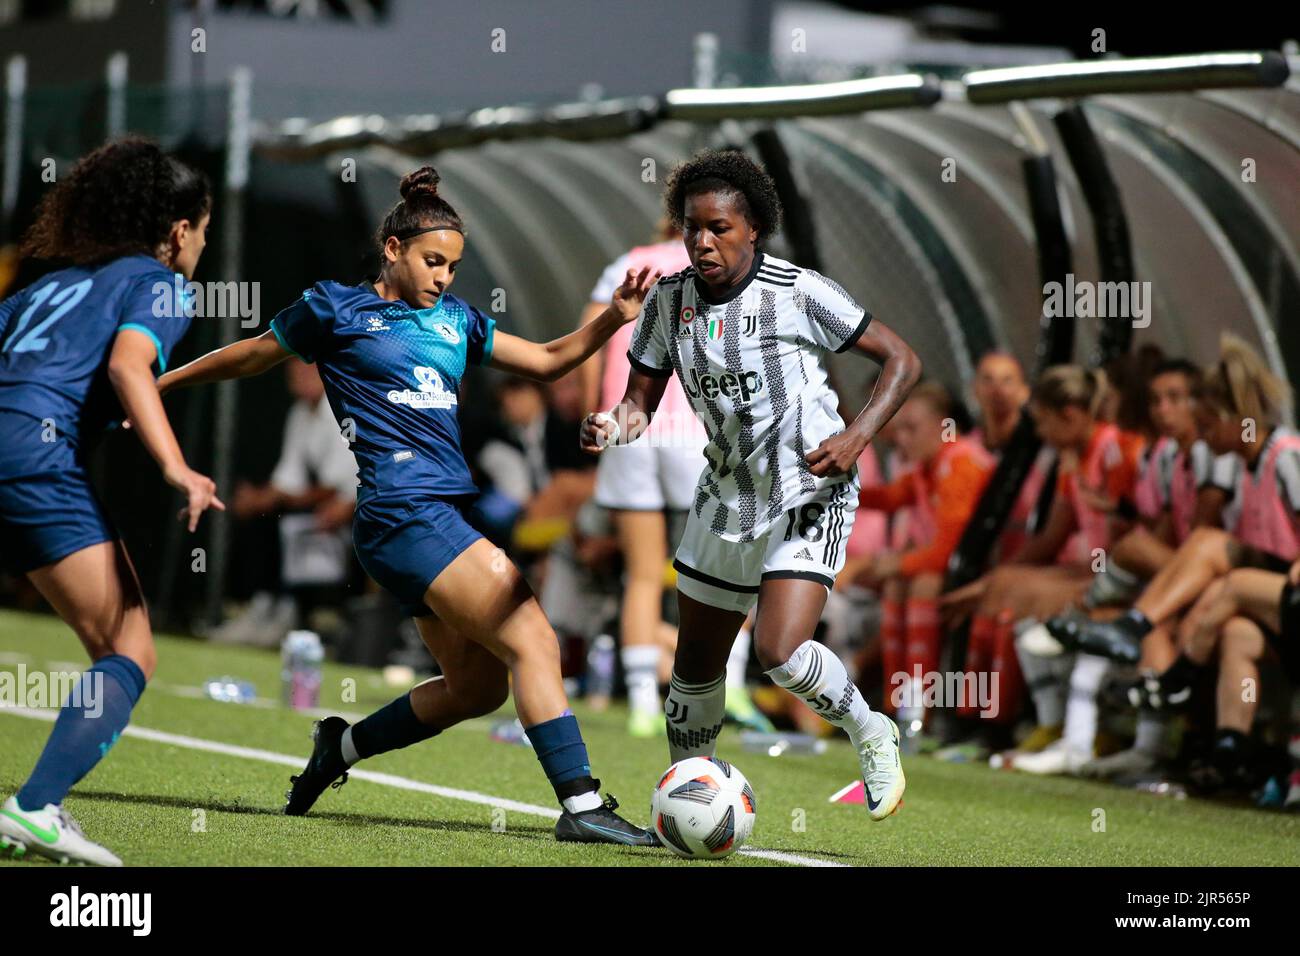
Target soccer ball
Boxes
[650,756,756,859]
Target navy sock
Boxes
[17,654,146,811]
[525,710,597,802]
[349,693,440,760]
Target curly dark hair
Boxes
[20,137,211,266]
[375,165,465,256]
[663,148,782,242]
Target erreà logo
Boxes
[388,367,457,409]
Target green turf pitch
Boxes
[1,609,1297,866]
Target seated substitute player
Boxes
[582,149,922,821]
[1043,359,1236,780]
[157,166,660,845]
[941,366,1143,761]
[1147,558,1300,793]
[0,139,221,866]
[1057,334,1297,665]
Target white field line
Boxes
[0,705,848,868]
[0,654,487,731]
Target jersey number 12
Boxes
[1,278,94,354]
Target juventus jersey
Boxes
[1143,437,1237,501]
[627,252,872,542]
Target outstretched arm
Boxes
[110,329,226,531]
[488,266,658,383]
[579,368,669,453]
[807,319,922,478]
[157,330,293,396]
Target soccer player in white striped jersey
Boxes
[581,149,922,821]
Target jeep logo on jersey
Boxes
[433,322,460,345]
[387,366,457,409]
[682,367,764,402]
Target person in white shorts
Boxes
[579,233,771,736]
[581,149,922,821]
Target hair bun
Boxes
[399,166,440,201]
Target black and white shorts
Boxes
[672,482,857,613]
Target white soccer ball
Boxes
[650,756,756,859]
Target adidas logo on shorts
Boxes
[793,547,814,561]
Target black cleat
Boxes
[1063,616,1144,664]
[1044,610,1087,650]
[554,794,658,846]
[1187,735,1260,797]
[284,716,351,816]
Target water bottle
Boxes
[281,630,324,711]
[204,676,257,704]
[489,719,533,748]
[585,634,616,710]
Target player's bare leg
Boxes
[1,542,155,867]
[421,541,568,724]
[408,618,511,726]
[1142,569,1286,711]
[615,508,670,736]
[424,540,653,841]
[288,540,654,844]
[1067,529,1244,662]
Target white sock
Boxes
[621,644,661,715]
[1134,712,1168,756]
[1016,619,1070,727]
[562,790,603,813]
[766,640,882,750]
[664,671,726,762]
[726,627,751,689]
[340,726,360,766]
[1064,653,1109,754]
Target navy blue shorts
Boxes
[353,494,484,617]
[0,469,117,575]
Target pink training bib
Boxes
[1167,443,1203,545]
[1062,423,1133,564]
[1232,429,1300,560]
[598,242,703,442]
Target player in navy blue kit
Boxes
[157,166,660,845]
[0,139,221,866]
